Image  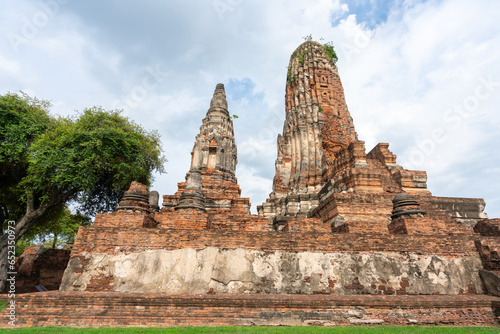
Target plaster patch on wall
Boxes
[60,248,483,295]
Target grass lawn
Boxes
[0,327,498,333]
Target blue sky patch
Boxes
[226,77,263,101]
[333,0,396,29]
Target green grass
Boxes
[0,327,498,333]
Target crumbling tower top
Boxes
[259,41,358,219]
[209,83,229,115]
[287,41,357,163]
[189,83,237,178]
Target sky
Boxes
[1,0,499,218]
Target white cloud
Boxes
[236,164,273,209]
[0,55,20,76]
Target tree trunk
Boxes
[0,203,51,291]
[52,233,58,249]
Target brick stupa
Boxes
[4,41,500,328]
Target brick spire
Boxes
[189,83,237,179]
[174,83,247,212]
[259,41,357,219]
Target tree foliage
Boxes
[21,106,165,215]
[0,92,166,290]
[322,41,338,64]
[1,93,165,222]
[0,92,52,228]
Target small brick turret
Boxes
[391,193,426,220]
[117,181,149,213]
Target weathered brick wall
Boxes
[93,212,146,228]
[391,169,430,195]
[313,193,393,233]
[418,200,473,234]
[472,218,500,273]
[154,209,208,229]
[15,248,70,293]
[386,197,473,236]
[282,217,329,232]
[2,292,498,327]
[475,219,500,236]
[389,217,470,236]
[208,211,269,231]
[94,207,269,231]
[62,232,483,295]
[366,143,397,166]
[475,236,500,272]
[17,245,44,276]
[431,196,488,227]
[70,226,478,257]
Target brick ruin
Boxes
[258,41,488,232]
[13,246,71,293]
[3,41,500,327]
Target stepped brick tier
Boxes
[4,41,500,327]
[1,292,499,327]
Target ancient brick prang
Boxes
[86,84,268,236]
[190,83,237,178]
[259,41,358,220]
[162,83,254,215]
[258,41,488,236]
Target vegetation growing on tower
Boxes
[286,36,339,84]
[322,41,338,64]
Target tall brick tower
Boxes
[189,83,237,179]
[259,41,358,219]
[164,83,252,214]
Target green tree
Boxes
[1,92,51,229]
[12,205,91,257]
[0,92,165,291]
[19,205,92,250]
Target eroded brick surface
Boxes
[14,247,70,293]
[0,292,498,327]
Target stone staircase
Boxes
[1,291,499,327]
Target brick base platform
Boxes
[1,292,499,327]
